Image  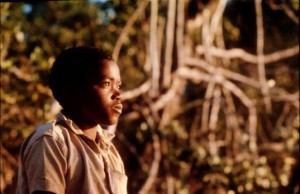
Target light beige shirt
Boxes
[16,113,127,194]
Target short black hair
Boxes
[49,46,113,106]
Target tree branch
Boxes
[255,0,272,113]
[122,80,151,101]
[162,0,176,88]
[195,45,299,65]
[138,133,161,194]
[113,0,149,61]
[149,0,160,98]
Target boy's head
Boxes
[49,46,123,126]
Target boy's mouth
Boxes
[112,104,123,114]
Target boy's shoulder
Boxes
[21,121,68,153]
[32,121,66,141]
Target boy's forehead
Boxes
[97,61,121,79]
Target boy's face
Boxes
[80,60,123,126]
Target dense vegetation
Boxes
[1,0,299,193]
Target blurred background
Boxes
[0,0,299,194]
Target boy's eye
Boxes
[102,82,111,87]
[117,84,122,89]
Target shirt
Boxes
[16,113,128,194]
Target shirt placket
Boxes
[95,133,114,194]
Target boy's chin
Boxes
[100,118,119,127]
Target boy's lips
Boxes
[112,104,123,114]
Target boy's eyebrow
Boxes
[101,77,122,83]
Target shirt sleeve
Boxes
[23,135,67,194]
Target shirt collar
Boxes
[57,112,115,149]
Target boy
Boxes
[16,46,127,194]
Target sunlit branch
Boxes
[113,0,149,61]
[177,66,258,153]
[222,87,241,156]
[202,10,212,63]
[149,0,160,98]
[185,57,260,88]
[196,45,299,65]
[209,0,227,45]
[222,80,258,153]
[138,133,161,194]
[255,0,272,113]
[176,0,185,68]
[208,86,221,131]
[152,78,181,111]
[268,0,299,24]
[270,89,299,108]
[201,79,215,133]
[162,0,176,88]
[122,80,151,101]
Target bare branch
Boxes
[176,66,211,83]
[138,133,161,194]
[167,175,175,194]
[201,79,215,133]
[263,46,299,64]
[275,102,292,130]
[176,0,185,68]
[270,88,299,108]
[222,80,258,153]
[220,68,260,88]
[222,87,241,156]
[185,57,214,73]
[281,3,298,24]
[122,80,151,101]
[209,0,227,45]
[177,66,258,152]
[215,20,231,67]
[255,0,272,113]
[152,78,181,111]
[113,0,149,61]
[163,0,176,88]
[185,57,260,88]
[259,142,285,152]
[208,86,221,131]
[195,45,299,64]
[150,0,160,97]
[268,0,299,24]
[202,10,212,63]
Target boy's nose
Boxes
[112,89,122,101]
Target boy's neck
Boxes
[82,127,98,141]
[62,109,98,141]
